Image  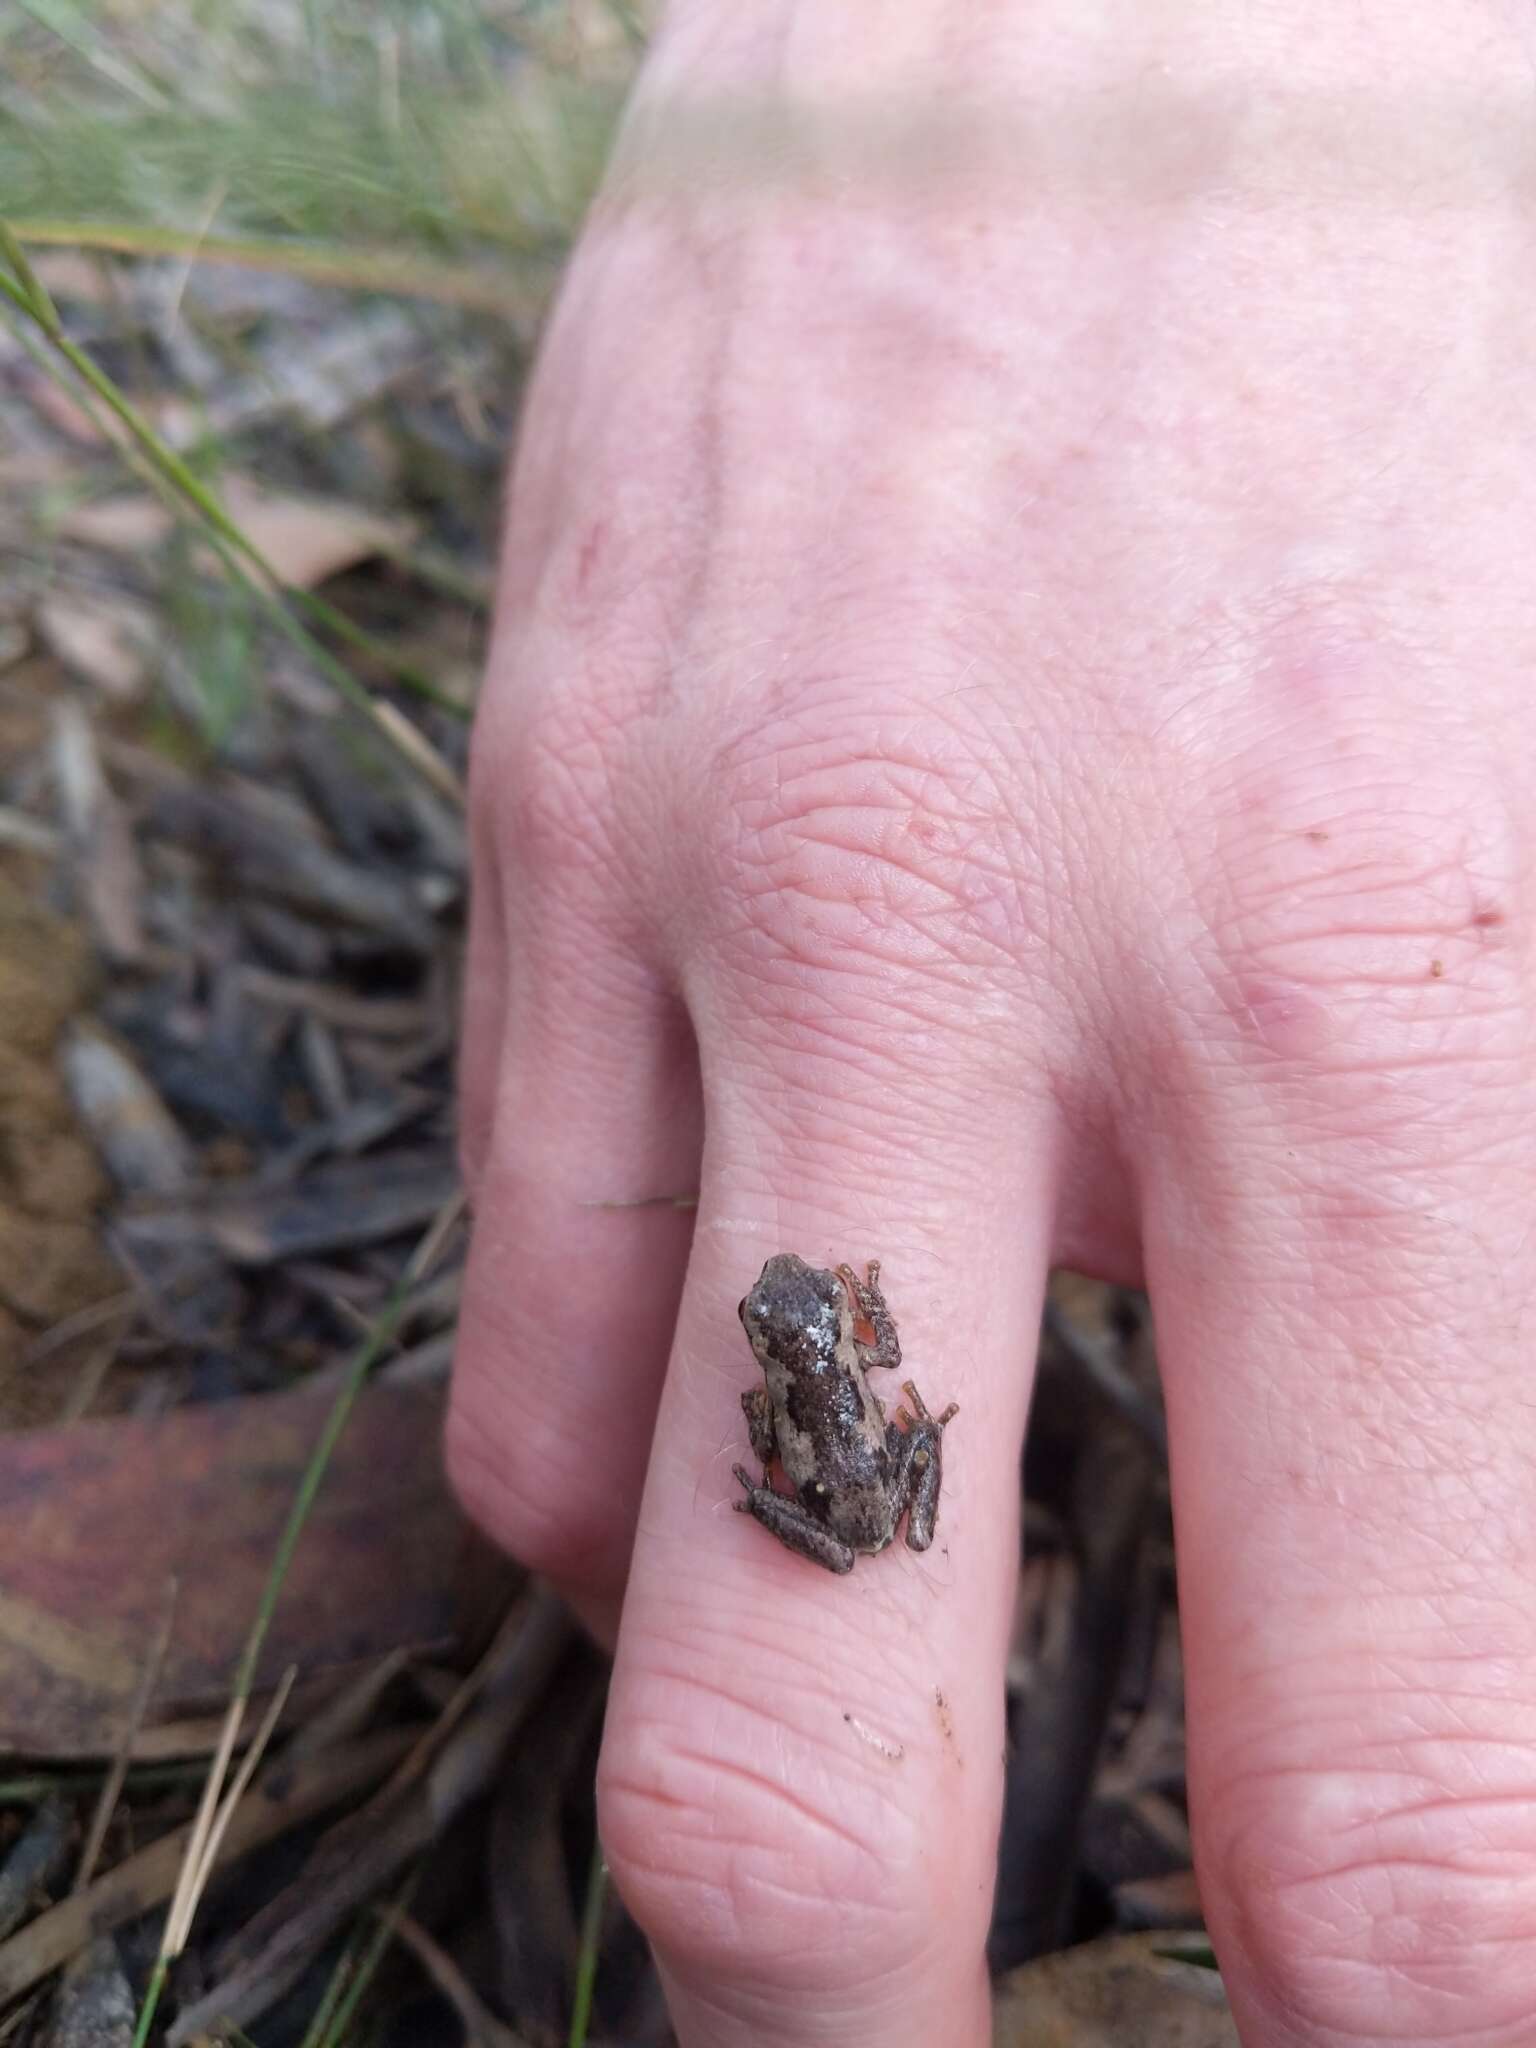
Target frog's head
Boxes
[739,1253,843,1370]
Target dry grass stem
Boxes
[74,1578,180,1892]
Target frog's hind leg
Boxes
[835,1259,902,1373]
[732,1466,856,1574]
[890,1381,959,1553]
[740,1385,777,1471]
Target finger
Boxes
[447,900,701,1623]
[1142,811,1536,2043]
[596,976,1057,2048]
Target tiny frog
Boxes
[733,1252,958,1575]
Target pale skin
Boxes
[450,2,1536,2043]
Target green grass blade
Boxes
[0,219,60,329]
[316,1874,418,2048]
[566,1839,607,2048]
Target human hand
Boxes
[451,4,1536,2042]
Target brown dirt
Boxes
[0,871,119,1416]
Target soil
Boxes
[0,869,120,1417]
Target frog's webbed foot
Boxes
[732,1466,857,1574]
[740,1384,777,1470]
[890,1381,959,1553]
[835,1258,902,1374]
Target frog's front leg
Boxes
[740,1385,777,1470]
[888,1381,959,1552]
[732,1466,856,1574]
[835,1258,902,1373]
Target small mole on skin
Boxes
[1305,828,1330,843]
[1429,959,1445,978]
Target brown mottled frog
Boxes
[733,1253,958,1575]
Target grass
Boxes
[0,220,469,791]
[129,1198,463,2048]
[567,1840,608,2048]
[0,3,627,258]
[297,1876,418,2048]
[0,0,640,794]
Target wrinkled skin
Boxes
[450,4,1536,2044]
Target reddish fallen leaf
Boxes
[0,1384,491,1755]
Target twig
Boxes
[311,1875,413,2048]
[20,1292,137,1371]
[383,1907,528,2048]
[74,1579,179,1892]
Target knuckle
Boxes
[470,662,642,904]
[1215,1742,1536,2041]
[1178,730,1532,1102]
[697,689,1049,995]
[479,711,611,886]
[596,1660,952,1992]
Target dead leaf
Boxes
[58,497,175,553]
[51,702,146,963]
[62,1023,193,1197]
[60,478,416,590]
[216,477,417,588]
[0,1383,492,1754]
[993,1933,1236,2048]
[34,597,152,701]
